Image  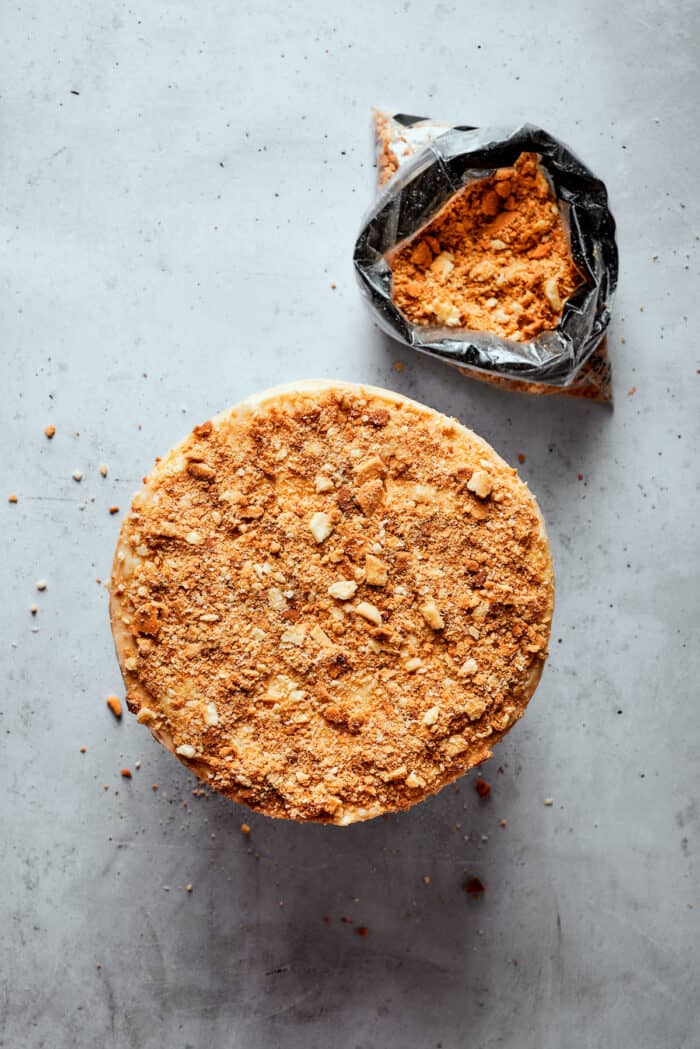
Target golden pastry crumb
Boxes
[389,153,581,342]
[375,110,401,186]
[110,382,553,825]
[106,695,123,719]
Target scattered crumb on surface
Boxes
[423,874,431,885]
[109,505,119,515]
[36,580,47,591]
[30,605,37,615]
[544,797,554,806]
[240,823,251,835]
[186,884,193,892]
[355,926,369,937]
[393,361,404,372]
[464,877,485,896]
[134,760,141,770]
[577,473,583,481]
[151,784,158,791]
[72,470,83,482]
[80,746,86,754]
[499,818,507,827]
[106,695,122,719]
[100,464,108,477]
[44,425,56,439]
[517,453,526,464]
[8,494,18,503]
[627,386,636,396]
[475,777,491,799]
[120,768,132,779]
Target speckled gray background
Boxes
[1,2,698,1047]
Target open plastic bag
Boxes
[354,112,619,402]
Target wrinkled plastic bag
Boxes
[354,112,619,402]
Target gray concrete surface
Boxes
[1,2,699,1047]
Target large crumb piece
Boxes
[309,511,333,543]
[420,599,444,630]
[328,580,358,600]
[365,553,388,587]
[355,601,382,626]
[106,695,123,719]
[467,471,493,499]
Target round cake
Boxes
[110,381,554,824]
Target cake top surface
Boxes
[110,381,553,824]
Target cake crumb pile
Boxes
[389,152,581,342]
[110,385,553,824]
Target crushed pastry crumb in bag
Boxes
[389,152,581,342]
[357,111,618,402]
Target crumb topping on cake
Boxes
[110,383,553,824]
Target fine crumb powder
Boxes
[388,153,581,342]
